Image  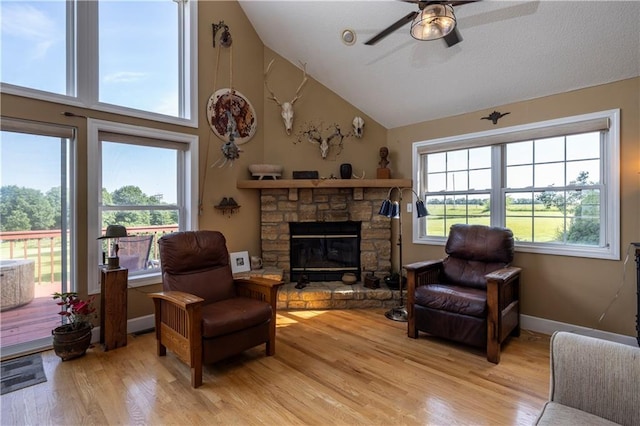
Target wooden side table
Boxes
[100,267,128,351]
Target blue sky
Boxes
[1,0,179,202]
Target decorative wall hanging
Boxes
[264,59,308,136]
[206,21,257,169]
[206,89,257,145]
[352,116,365,138]
[481,111,510,125]
[296,122,350,160]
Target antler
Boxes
[290,61,308,105]
[264,59,282,106]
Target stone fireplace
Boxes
[235,178,411,309]
[258,186,392,282]
[289,220,361,282]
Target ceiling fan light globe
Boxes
[410,4,456,41]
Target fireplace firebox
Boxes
[289,221,361,282]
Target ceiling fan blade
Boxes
[364,11,418,46]
[443,26,462,47]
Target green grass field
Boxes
[425,204,566,242]
[1,238,65,283]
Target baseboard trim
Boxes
[521,314,638,347]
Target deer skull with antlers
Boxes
[264,59,308,136]
[296,123,347,159]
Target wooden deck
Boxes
[0,282,62,347]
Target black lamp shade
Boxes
[415,200,428,218]
[378,199,392,217]
[390,201,400,219]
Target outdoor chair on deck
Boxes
[149,230,284,388]
[405,224,521,363]
[117,235,153,272]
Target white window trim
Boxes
[86,118,198,294]
[411,109,620,260]
[0,0,198,129]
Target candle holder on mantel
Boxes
[214,197,240,217]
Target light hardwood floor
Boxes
[1,309,550,425]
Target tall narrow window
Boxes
[0,1,69,95]
[0,118,75,355]
[98,1,179,115]
[87,119,198,293]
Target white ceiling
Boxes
[238,0,640,129]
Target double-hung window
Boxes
[413,110,620,260]
[87,119,198,294]
[0,0,197,126]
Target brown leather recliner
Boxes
[405,224,521,363]
[148,231,283,387]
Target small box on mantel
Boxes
[364,275,380,289]
[293,171,319,179]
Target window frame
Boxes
[86,118,198,294]
[412,109,620,260]
[0,0,198,128]
[0,117,77,357]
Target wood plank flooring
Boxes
[0,309,551,425]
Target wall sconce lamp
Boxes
[378,187,428,322]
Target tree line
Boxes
[0,185,177,232]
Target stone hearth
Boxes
[235,268,402,310]
[278,282,402,310]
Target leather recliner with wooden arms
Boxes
[405,224,520,363]
[149,230,283,387]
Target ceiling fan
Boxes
[364,1,478,47]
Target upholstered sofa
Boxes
[535,331,640,426]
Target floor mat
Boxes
[1,353,47,395]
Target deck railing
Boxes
[0,225,178,284]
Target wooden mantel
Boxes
[237,178,411,189]
[237,178,412,201]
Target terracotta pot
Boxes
[52,323,92,361]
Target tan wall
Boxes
[261,48,387,179]
[388,77,640,338]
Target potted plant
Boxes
[52,292,96,361]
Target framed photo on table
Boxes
[230,251,251,274]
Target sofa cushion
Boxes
[201,297,272,339]
[414,284,486,318]
[535,402,620,426]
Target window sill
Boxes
[413,237,618,260]
[128,272,163,288]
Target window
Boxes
[87,119,198,294]
[413,110,620,260]
[0,0,197,126]
[0,117,76,355]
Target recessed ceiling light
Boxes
[341,29,356,46]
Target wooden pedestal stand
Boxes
[100,266,128,351]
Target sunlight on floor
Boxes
[275,310,330,328]
[285,310,329,320]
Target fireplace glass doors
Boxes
[289,221,361,282]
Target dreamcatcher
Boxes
[207,22,257,168]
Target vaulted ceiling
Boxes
[238,1,640,129]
